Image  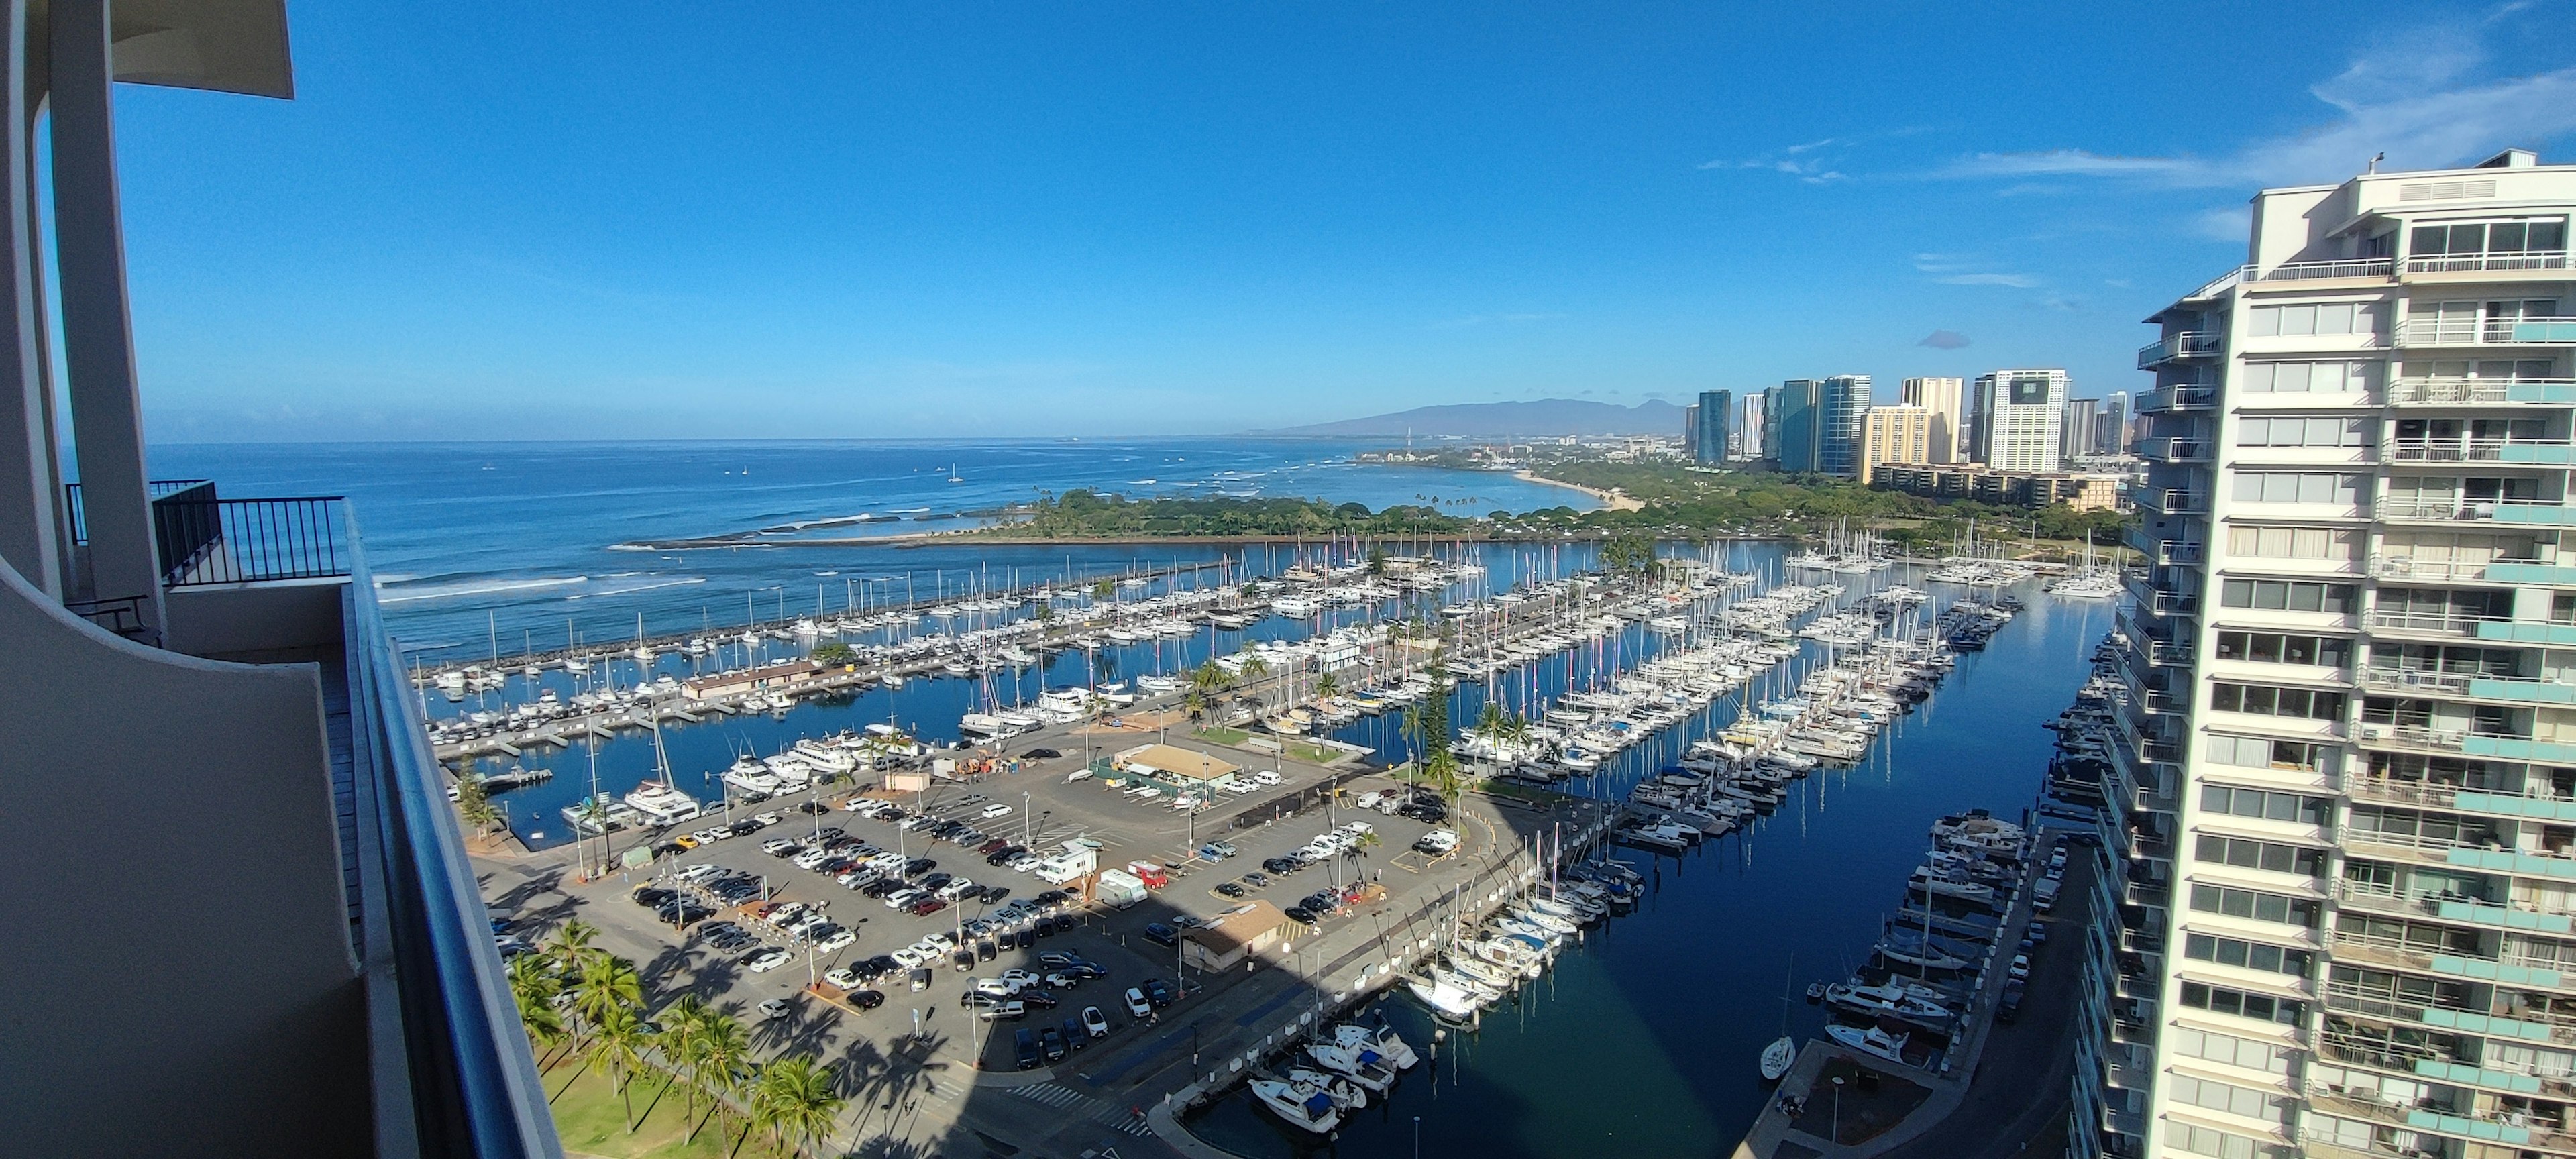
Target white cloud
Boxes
[2190,205,2253,243]
[1934,273,2044,288]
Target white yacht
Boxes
[1825,1024,1911,1066]
[622,781,704,827]
[1249,1079,1340,1134]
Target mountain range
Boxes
[1263,398,1685,438]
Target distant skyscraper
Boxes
[1902,376,1966,463]
[1817,375,1872,478]
[1737,393,1765,460]
[2097,390,2129,455]
[2061,397,2102,462]
[1766,379,1822,472]
[1970,369,2070,472]
[1693,390,1731,466]
[1858,404,1931,484]
[1681,404,1700,459]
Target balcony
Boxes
[2376,496,2576,527]
[2139,436,2216,464]
[2359,667,2576,706]
[2135,488,2210,516]
[2395,317,2576,348]
[2405,251,2573,276]
[2387,377,2576,406]
[2369,609,2511,639]
[2354,721,2472,753]
[2367,555,2555,584]
[2387,437,2576,466]
[2254,257,2398,282]
[2139,331,2226,369]
[2137,384,2218,415]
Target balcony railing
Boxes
[2137,385,2218,415]
[2367,555,2545,582]
[2387,437,2576,463]
[2368,610,2509,638]
[63,478,216,549]
[2138,331,2225,370]
[155,498,350,587]
[2354,722,2472,753]
[2405,252,2573,276]
[2135,488,2209,516]
[2395,317,2576,347]
[2253,258,2396,282]
[2376,496,2567,522]
[2387,377,2576,406]
[2139,437,2215,463]
[2358,667,2571,699]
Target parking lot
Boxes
[482,728,1497,1115]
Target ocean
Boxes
[146,437,1597,658]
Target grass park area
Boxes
[1192,726,1250,746]
[548,1064,741,1159]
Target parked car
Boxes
[1142,923,1179,947]
[1123,988,1153,1017]
[1081,1005,1111,1040]
[1014,1028,1040,1070]
[758,998,794,1019]
[1141,978,1175,1007]
[1039,1025,1067,1062]
[744,948,792,973]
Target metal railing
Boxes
[2253,258,2396,282]
[2138,385,2218,415]
[2395,317,2576,347]
[63,478,215,546]
[2367,555,2546,582]
[2359,667,2569,697]
[2138,331,2225,369]
[341,510,565,1158]
[2140,437,2214,463]
[62,594,151,640]
[2367,610,2508,638]
[2386,437,2576,463]
[2135,488,2208,515]
[2387,377,2576,405]
[2376,496,2565,522]
[2405,252,2572,276]
[2353,722,2473,752]
[156,497,350,586]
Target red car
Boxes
[910,897,950,917]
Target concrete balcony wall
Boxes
[0,557,368,1155]
[164,576,350,662]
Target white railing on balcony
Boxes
[2143,437,2215,463]
[2396,317,2576,347]
[2387,377,2576,405]
[2358,667,2571,698]
[2140,385,2218,414]
[2253,258,2396,282]
[2139,488,2209,514]
[2139,331,2226,368]
[2368,555,2547,582]
[2386,437,2575,462]
[2406,252,2572,276]
[2376,496,2565,521]
[2368,610,2508,637]
[2354,722,2472,752]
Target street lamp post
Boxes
[1831,1075,1845,1144]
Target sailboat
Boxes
[947,463,965,484]
[1761,956,1798,1081]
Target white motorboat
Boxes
[1826,1023,1911,1066]
[1286,1068,1366,1110]
[1303,1041,1397,1093]
[622,781,703,827]
[1327,1023,1419,1070]
[1250,1079,1340,1134]
[1824,981,1953,1024]
[1407,976,1483,1020]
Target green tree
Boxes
[691,1010,753,1145]
[592,1004,655,1131]
[572,954,643,1045]
[1314,671,1340,700]
[507,956,567,1066]
[1366,543,1387,575]
[455,771,500,838]
[810,641,857,666]
[753,1055,845,1157]
[545,919,600,978]
[661,995,713,1130]
[1421,748,1464,835]
[1091,577,1116,600]
[1032,602,1054,622]
[1181,687,1208,724]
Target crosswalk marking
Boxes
[1012,1082,1089,1109]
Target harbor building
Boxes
[1859,404,1934,484]
[1695,389,1733,466]
[1972,368,2072,472]
[1819,374,1873,478]
[2108,148,2576,1159]
[0,5,555,1156]
[1906,375,1970,464]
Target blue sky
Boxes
[110,1,2576,441]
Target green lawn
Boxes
[1192,726,1250,746]
[547,1060,745,1159]
[1284,742,1342,765]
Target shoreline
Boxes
[1511,467,1644,512]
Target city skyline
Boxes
[106,1,2576,442]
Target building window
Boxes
[2194,834,2326,877]
[2220,579,2355,614]
[2224,527,2359,563]
[2231,471,2365,506]
[2198,783,2332,825]
[2211,681,2347,720]
[2170,1121,2298,1159]
[2184,932,2318,979]
[2206,733,2339,774]
[2410,219,2569,258]
[2189,883,2322,928]
[2248,301,2385,337]
[2235,416,2374,447]
[2167,1073,2299,1125]
[2180,980,2308,1026]
[2169,1026,2298,1077]
[2241,360,2379,394]
[2214,630,2351,667]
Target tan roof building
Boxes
[1181,901,1297,971]
[1116,743,1241,787]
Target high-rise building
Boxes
[2063,397,2102,463]
[1737,392,1766,460]
[2098,390,2131,455]
[1858,404,1932,484]
[1970,368,2071,472]
[0,9,556,1156]
[1695,390,1733,466]
[1682,403,1700,460]
[1819,374,1872,478]
[2102,148,2576,1159]
[1767,379,1822,472]
[1903,376,1968,463]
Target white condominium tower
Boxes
[2104,147,2576,1159]
[1905,375,1968,463]
[1972,368,2072,471]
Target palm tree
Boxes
[456,771,500,837]
[1237,651,1272,712]
[661,995,714,1129]
[1421,748,1464,837]
[508,957,570,1066]
[1314,671,1340,703]
[590,1004,655,1131]
[546,919,600,973]
[753,1055,846,1157]
[572,954,643,1043]
[690,1011,753,1144]
[1181,687,1208,725]
[1347,828,1382,869]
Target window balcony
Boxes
[2358,667,2576,706]
[2394,317,2576,348]
[2139,331,2226,370]
[2253,257,2397,282]
[2387,437,2576,465]
[2376,496,2576,526]
[2369,610,2511,640]
[2353,721,2473,753]
[2386,377,2576,406]
[2367,554,2555,584]
[2137,384,2218,415]
[2135,487,2210,516]
[2139,436,2216,464]
[2404,251,2573,276]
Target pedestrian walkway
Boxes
[1014,1081,1154,1137]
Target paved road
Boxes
[1880,854,2094,1159]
